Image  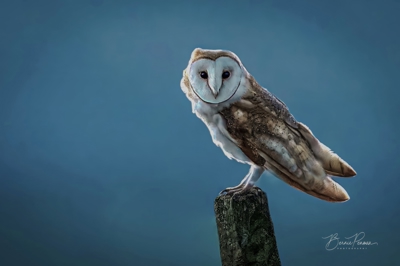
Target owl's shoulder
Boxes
[236,76,298,129]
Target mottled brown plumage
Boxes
[219,77,356,201]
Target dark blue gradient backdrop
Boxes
[0,0,399,265]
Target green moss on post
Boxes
[214,187,281,266]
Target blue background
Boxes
[1,0,399,265]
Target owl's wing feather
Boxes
[253,83,356,178]
[221,82,355,202]
[256,148,350,202]
[292,122,357,177]
[240,122,351,202]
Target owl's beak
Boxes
[211,90,219,99]
[209,78,221,99]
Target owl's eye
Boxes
[222,71,230,79]
[200,71,208,79]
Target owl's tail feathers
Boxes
[297,122,357,177]
[264,162,350,203]
[318,176,350,202]
[259,150,350,202]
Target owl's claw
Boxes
[219,165,263,196]
[219,183,253,196]
[219,186,243,196]
[233,185,253,198]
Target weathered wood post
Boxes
[214,187,281,266]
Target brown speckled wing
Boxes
[219,84,350,202]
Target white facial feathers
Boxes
[188,57,243,104]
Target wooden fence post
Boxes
[214,187,281,266]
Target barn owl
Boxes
[180,48,357,202]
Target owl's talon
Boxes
[219,188,235,196]
[219,186,244,196]
[219,183,256,196]
[231,186,251,200]
[219,190,228,196]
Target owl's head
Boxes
[185,48,244,104]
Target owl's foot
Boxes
[219,165,264,196]
[231,186,255,200]
[219,183,253,196]
[219,185,245,196]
